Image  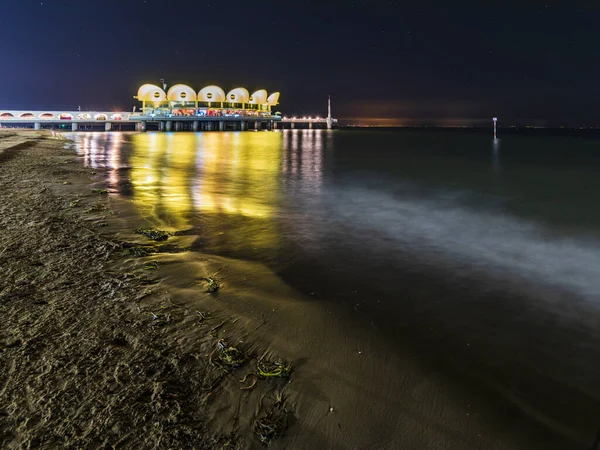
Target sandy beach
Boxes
[0,130,580,449]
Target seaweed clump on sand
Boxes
[134,228,170,241]
[215,340,247,369]
[257,357,292,379]
[240,357,292,390]
[255,397,289,446]
[202,277,220,293]
[195,268,225,294]
[143,261,159,270]
[90,188,109,195]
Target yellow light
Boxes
[126,132,284,249]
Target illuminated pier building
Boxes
[132,83,281,131]
[137,84,279,117]
[0,83,336,131]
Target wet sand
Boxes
[0,130,580,448]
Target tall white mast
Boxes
[327,95,333,129]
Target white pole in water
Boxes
[493,117,498,140]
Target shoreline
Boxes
[0,130,581,448]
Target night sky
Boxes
[1,0,599,126]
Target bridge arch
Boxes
[94,114,108,121]
[136,84,167,102]
[39,113,55,119]
[226,87,250,104]
[249,89,267,104]
[19,112,35,119]
[0,112,14,118]
[167,84,197,102]
[198,85,226,103]
[267,92,280,106]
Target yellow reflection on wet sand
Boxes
[130,133,196,228]
[128,132,283,249]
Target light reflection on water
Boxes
[69,129,600,300]
[72,130,326,256]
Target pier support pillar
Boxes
[309,121,313,129]
[273,122,278,130]
[72,123,78,132]
[219,121,225,131]
[206,122,213,131]
[174,121,181,132]
[105,122,111,132]
[159,122,165,132]
[166,121,173,132]
[254,121,260,130]
[326,118,333,130]
[34,122,41,131]
[141,121,147,132]
[193,120,199,132]
[291,122,295,129]
[268,121,273,131]
[240,121,247,131]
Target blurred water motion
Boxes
[70,129,600,297]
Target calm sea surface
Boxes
[70,129,600,441]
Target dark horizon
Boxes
[1,1,599,127]
[339,118,600,128]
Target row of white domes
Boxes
[137,84,280,105]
